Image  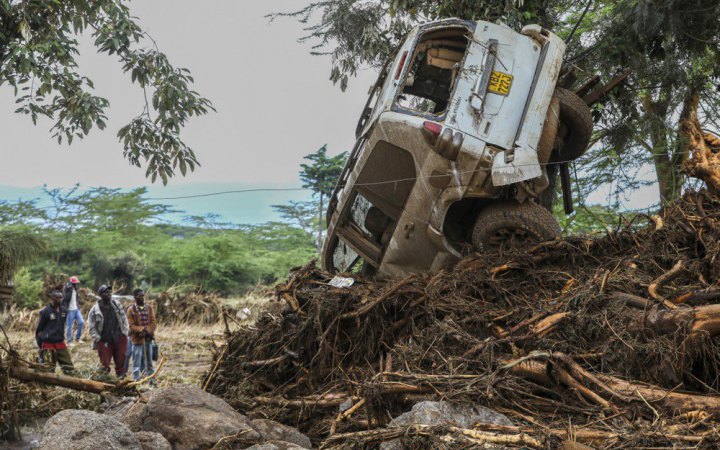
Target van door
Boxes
[445,22,541,152]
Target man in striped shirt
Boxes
[127,289,157,381]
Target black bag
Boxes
[151,340,159,361]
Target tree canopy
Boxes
[0,0,214,184]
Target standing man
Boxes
[87,285,129,377]
[36,290,75,374]
[127,289,157,381]
[63,276,84,344]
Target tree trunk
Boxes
[9,365,114,394]
[641,91,682,205]
[316,194,324,253]
[679,89,720,191]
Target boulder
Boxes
[136,431,172,450]
[244,441,309,450]
[250,419,312,449]
[380,401,513,450]
[38,409,142,450]
[121,385,261,450]
[388,401,513,428]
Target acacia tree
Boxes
[278,0,720,206]
[273,147,369,250]
[0,0,213,184]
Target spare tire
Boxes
[471,201,561,252]
[552,87,593,162]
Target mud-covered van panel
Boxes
[323,18,592,278]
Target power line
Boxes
[145,188,308,201]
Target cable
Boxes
[565,0,593,48]
[145,188,308,201]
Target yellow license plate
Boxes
[488,71,513,96]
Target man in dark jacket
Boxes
[36,290,75,374]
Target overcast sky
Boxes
[1,0,377,189]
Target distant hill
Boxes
[0,183,311,225]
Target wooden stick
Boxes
[530,312,570,338]
[499,355,720,415]
[339,277,413,319]
[648,260,685,308]
[203,345,227,391]
[9,365,114,394]
[253,394,360,409]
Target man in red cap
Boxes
[63,276,84,344]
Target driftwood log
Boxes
[8,365,114,394]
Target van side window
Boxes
[331,239,361,273]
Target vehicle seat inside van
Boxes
[364,206,394,246]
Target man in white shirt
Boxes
[62,276,85,344]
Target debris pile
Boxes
[155,290,233,324]
[205,190,720,449]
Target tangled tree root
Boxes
[205,191,720,449]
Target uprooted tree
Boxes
[0,0,214,184]
[200,142,720,447]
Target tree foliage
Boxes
[0,0,214,184]
[0,226,47,284]
[0,187,316,296]
[292,145,347,250]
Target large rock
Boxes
[250,419,312,449]
[121,385,262,450]
[136,431,172,450]
[38,409,142,450]
[244,442,309,450]
[380,401,513,450]
[388,401,513,428]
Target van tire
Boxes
[471,201,561,251]
[553,87,593,162]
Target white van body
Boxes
[323,19,585,277]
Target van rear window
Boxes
[396,28,470,116]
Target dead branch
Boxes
[8,365,114,394]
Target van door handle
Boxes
[470,39,498,113]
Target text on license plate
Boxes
[488,71,513,96]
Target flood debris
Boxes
[205,189,720,449]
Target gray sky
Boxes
[1,0,377,189]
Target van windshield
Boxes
[396,27,471,116]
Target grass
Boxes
[1,291,274,442]
[5,321,226,386]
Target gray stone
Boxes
[388,401,513,428]
[250,419,312,449]
[37,409,142,450]
[121,385,261,450]
[380,401,513,450]
[136,431,172,450]
[244,441,309,450]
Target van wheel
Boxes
[553,87,593,162]
[471,201,561,252]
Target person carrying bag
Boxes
[126,289,157,382]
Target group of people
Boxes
[35,277,158,382]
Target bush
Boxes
[13,267,44,308]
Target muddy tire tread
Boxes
[472,201,561,249]
[553,87,593,161]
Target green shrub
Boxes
[13,267,44,308]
